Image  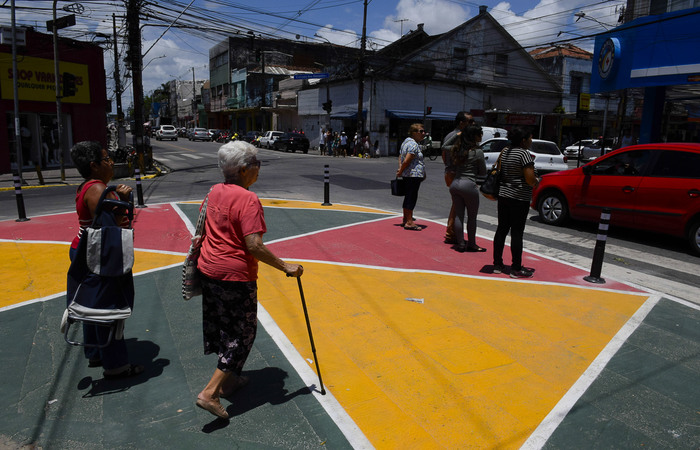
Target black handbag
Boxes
[391,177,407,196]
[480,148,507,200]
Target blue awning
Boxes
[385,109,455,121]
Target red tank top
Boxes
[71,179,106,249]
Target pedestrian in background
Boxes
[492,127,540,278]
[396,123,426,230]
[195,141,303,419]
[441,112,474,244]
[449,126,487,252]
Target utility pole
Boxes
[11,0,23,184]
[127,0,145,171]
[356,0,368,136]
[112,14,123,125]
[191,66,197,127]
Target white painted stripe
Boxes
[630,63,700,78]
[171,201,196,236]
[475,214,699,278]
[283,258,650,297]
[257,302,374,449]
[163,154,184,161]
[521,295,661,449]
[180,153,204,159]
[421,215,698,304]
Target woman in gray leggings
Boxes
[448,126,487,252]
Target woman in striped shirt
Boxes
[493,128,541,278]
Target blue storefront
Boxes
[590,7,700,143]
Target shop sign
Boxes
[0,54,90,104]
[505,114,537,125]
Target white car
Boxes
[479,138,568,175]
[259,131,284,149]
[155,125,178,141]
[564,139,612,160]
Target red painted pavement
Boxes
[0,203,191,253]
[268,217,645,292]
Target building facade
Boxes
[0,27,108,174]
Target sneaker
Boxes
[510,268,534,279]
[492,264,505,274]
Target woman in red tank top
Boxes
[69,141,142,379]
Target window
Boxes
[591,150,652,176]
[495,54,508,76]
[452,47,468,71]
[570,75,583,95]
[649,150,700,178]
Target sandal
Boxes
[403,225,421,231]
[196,398,229,419]
[103,364,144,380]
[466,246,487,252]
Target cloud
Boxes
[314,25,360,48]
[369,0,471,47]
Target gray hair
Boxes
[218,140,258,182]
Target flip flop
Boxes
[196,398,229,419]
[403,225,421,231]
[103,364,144,380]
[466,246,487,252]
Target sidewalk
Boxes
[0,198,698,449]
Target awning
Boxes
[330,110,367,119]
[385,109,455,121]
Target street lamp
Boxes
[574,12,611,30]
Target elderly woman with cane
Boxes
[195,140,303,419]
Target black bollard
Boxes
[13,172,30,222]
[583,208,611,284]
[134,167,147,208]
[321,164,332,206]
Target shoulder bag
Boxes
[480,148,507,201]
[182,196,208,300]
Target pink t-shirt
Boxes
[197,183,267,282]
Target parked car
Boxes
[532,143,700,255]
[273,132,310,153]
[155,125,178,141]
[241,131,262,144]
[259,131,284,149]
[479,138,568,175]
[189,127,210,141]
[564,139,612,160]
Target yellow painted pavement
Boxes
[257,262,648,449]
[0,241,183,308]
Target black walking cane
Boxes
[291,273,326,395]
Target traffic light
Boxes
[62,72,77,97]
[322,100,332,113]
[426,106,432,115]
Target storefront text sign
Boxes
[0,54,90,104]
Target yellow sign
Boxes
[578,93,590,111]
[0,53,90,104]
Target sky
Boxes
[1,0,625,110]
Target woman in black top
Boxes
[492,127,540,278]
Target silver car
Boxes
[155,125,178,141]
[480,138,568,174]
[189,127,210,141]
[564,139,612,160]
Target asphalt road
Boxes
[2,138,697,304]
